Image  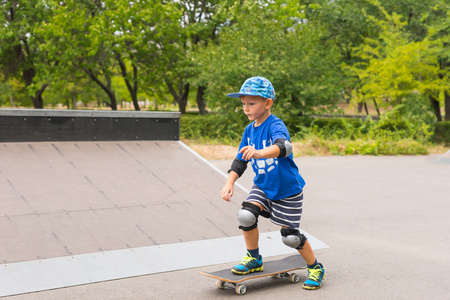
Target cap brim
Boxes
[226,93,248,98]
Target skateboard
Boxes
[200,255,307,295]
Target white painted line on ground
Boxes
[434,150,450,164]
[177,141,250,193]
[0,230,328,297]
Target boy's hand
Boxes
[239,146,261,160]
[221,183,234,202]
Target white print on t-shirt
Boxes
[248,138,279,175]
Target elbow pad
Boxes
[274,138,292,158]
[228,158,248,177]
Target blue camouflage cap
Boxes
[227,76,276,100]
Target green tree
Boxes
[310,0,376,113]
[42,1,121,109]
[160,0,216,114]
[0,0,53,108]
[376,0,444,42]
[181,0,234,114]
[428,4,450,121]
[192,0,343,117]
[348,2,445,121]
[308,0,446,115]
[105,0,182,111]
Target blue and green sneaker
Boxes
[231,252,263,275]
[302,263,325,290]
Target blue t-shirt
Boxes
[236,114,306,200]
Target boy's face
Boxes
[240,95,272,124]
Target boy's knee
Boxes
[237,202,261,231]
[281,227,307,250]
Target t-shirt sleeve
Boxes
[270,120,290,142]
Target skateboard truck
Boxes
[216,280,247,295]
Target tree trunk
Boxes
[13,35,48,109]
[116,53,140,111]
[23,66,47,109]
[445,91,450,121]
[30,84,48,109]
[357,102,363,113]
[30,94,44,109]
[373,99,380,116]
[180,83,189,114]
[72,94,77,109]
[85,68,117,110]
[196,86,207,115]
[363,102,369,115]
[345,88,352,104]
[166,79,190,114]
[430,95,442,122]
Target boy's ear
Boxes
[265,98,273,109]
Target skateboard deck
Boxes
[201,255,307,295]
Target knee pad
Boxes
[237,202,261,231]
[281,228,307,250]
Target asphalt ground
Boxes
[4,153,450,300]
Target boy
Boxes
[221,76,325,290]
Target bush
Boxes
[433,121,450,145]
[306,114,433,143]
[180,112,248,145]
[312,117,362,131]
[343,139,428,155]
[180,112,435,156]
[283,116,314,139]
[378,120,409,131]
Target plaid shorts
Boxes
[245,185,303,229]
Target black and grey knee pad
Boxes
[280,228,307,250]
[237,202,261,231]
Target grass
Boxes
[180,113,449,159]
[183,136,449,160]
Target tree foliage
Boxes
[0,0,54,108]
[0,0,448,122]
[191,0,344,118]
[347,0,449,121]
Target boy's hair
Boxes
[227,76,275,100]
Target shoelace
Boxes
[307,267,324,281]
[239,255,255,265]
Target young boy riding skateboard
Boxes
[221,76,325,290]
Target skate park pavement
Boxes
[2,150,450,300]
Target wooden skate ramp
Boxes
[0,140,249,264]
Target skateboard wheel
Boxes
[289,273,300,283]
[235,284,246,295]
[271,274,278,278]
[216,279,226,290]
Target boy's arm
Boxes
[221,171,239,202]
[240,138,292,160]
[221,157,248,202]
[239,144,280,160]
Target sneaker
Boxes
[231,252,264,275]
[302,263,325,290]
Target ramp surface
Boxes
[0,141,246,264]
